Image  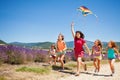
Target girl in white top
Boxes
[49,44,56,65]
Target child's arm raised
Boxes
[71,22,75,38]
[84,43,91,55]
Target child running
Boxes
[48,44,57,65]
[92,40,102,73]
[107,41,119,76]
[71,22,91,76]
[56,33,67,70]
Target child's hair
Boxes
[96,40,102,48]
[58,33,64,40]
[51,44,56,49]
[75,31,85,39]
[109,41,118,49]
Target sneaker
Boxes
[59,68,64,72]
[110,73,114,76]
[75,72,80,76]
[111,72,115,76]
[94,69,97,73]
[63,60,66,64]
[93,69,97,75]
[94,68,99,73]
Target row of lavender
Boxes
[0,45,49,64]
[0,45,109,64]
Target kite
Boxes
[77,6,97,18]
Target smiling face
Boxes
[94,40,102,49]
[75,32,81,39]
[75,31,84,39]
[94,40,99,46]
[51,44,55,49]
[108,42,112,48]
[58,35,62,40]
[58,34,64,41]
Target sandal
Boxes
[75,72,80,76]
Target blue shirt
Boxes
[107,48,116,59]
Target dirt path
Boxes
[0,62,120,80]
[59,62,120,80]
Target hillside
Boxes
[0,40,7,44]
[9,41,93,49]
[9,41,120,49]
[10,42,54,49]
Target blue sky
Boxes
[0,0,120,43]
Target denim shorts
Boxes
[57,51,66,56]
[108,58,115,60]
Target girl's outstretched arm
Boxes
[114,48,119,54]
[114,48,120,59]
[84,43,91,55]
[71,22,75,38]
[114,48,119,55]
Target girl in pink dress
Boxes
[71,22,91,76]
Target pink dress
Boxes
[74,38,86,58]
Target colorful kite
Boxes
[77,6,97,18]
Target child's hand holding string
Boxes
[88,51,91,56]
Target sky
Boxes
[0,0,120,43]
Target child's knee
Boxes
[59,58,63,62]
[77,57,82,62]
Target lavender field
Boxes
[0,45,76,64]
[0,44,109,65]
[0,45,49,64]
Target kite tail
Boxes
[93,14,98,23]
[93,14,98,18]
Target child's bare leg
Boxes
[111,59,115,73]
[54,57,56,65]
[60,54,65,69]
[97,59,101,72]
[94,58,98,71]
[49,57,52,64]
[80,59,87,71]
[76,57,81,73]
[57,56,60,62]
[109,59,115,73]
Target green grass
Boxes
[52,65,72,70]
[116,59,120,62]
[67,63,76,68]
[16,66,51,74]
[0,76,6,80]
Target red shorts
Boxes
[74,51,84,59]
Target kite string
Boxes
[93,14,98,24]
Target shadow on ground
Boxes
[93,73,112,77]
[52,65,72,70]
[81,71,112,77]
[51,65,75,75]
